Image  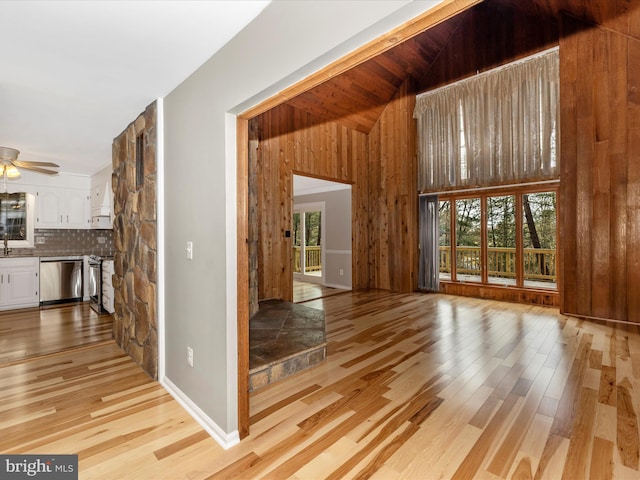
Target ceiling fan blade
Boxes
[14,165,59,175]
[13,160,60,168]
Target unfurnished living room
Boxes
[1,0,640,479]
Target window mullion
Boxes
[481,195,488,284]
[450,199,457,282]
[516,194,524,288]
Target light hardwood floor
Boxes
[293,280,350,303]
[0,303,113,366]
[2,291,640,479]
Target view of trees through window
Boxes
[456,198,481,282]
[522,192,556,287]
[292,210,322,276]
[438,189,557,289]
[487,195,516,285]
[438,201,451,280]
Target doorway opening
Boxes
[292,175,352,303]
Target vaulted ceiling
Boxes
[491,0,640,25]
[284,13,464,133]
[276,0,640,134]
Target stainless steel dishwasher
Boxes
[40,256,83,305]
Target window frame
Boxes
[439,182,558,291]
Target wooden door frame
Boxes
[236,0,483,439]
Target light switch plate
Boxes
[186,241,193,260]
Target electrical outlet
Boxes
[187,346,194,367]
[339,268,344,276]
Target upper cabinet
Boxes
[7,170,101,230]
[36,187,90,229]
[90,165,113,229]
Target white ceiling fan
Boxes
[0,146,59,178]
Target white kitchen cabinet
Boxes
[101,259,115,314]
[0,257,40,310]
[36,187,90,229]
[90,165,113,229]
[91,165,113,216]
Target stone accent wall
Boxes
[111,101,158,379]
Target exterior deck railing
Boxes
[439,246,556,283]
[293,246,322,273]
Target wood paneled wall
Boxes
[253,105,367,302]
[367,79,418,292]
[560,14,640,322]
[254,79,419,300]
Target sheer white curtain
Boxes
[414,49,559,191]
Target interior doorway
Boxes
[292,175,352,302]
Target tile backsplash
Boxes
[10,229,114,257]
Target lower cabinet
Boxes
[0,257,40,310]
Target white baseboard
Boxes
[161,376,240,450]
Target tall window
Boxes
[416,49,560,296]
[437,188,557,290]
[292,203,324,282]
[438,201,451,281]
[487,195,516,285]
[455,198,481,282]
[522,192,556,288]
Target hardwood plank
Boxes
[616,378,640,469]
[599,365,617,405]
[451,394,520,480]
[560,387,598,479]
[589,436,615,480]
[486,367,554,477]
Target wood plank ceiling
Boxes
[279,0,640,134]
[284,13,464,133]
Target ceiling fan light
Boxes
[0,147,19,162]
[5,165,21,178]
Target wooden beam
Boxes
[236,117,250,439]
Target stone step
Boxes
[249,299,326,391]
[248,343,326,391]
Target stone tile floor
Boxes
[248,299,326,391]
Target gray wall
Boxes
[162,0,443,440]
[294,188,352,288]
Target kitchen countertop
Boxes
[39,256,85,261]
[0,253,114,260]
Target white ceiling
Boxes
[0,0,270,176]
[293,174,351,197]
